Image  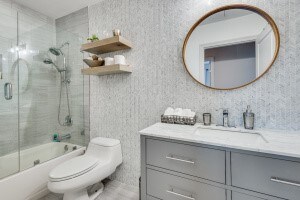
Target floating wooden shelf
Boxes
[81,64,132,76]
[80,36,132,54]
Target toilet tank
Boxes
[86,137,122,167]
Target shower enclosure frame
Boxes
[0,4,88,181]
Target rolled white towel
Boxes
[174,108,183,116]
[189,111,196,118]
[114,55,126,65]
[182,109,192,117]
[164,107,174,116]
[104,57,114,65]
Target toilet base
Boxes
[63,182,104,200]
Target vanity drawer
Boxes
[147,169,226,200]
[146,139,226,183]
[232,192,267,200]
[231,153,300,200]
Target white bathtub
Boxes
[0,142,85,200]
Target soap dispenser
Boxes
[243,105,254,130]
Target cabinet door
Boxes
[232,192,267,200]
[231,153,300,200]
[147,169,226,200]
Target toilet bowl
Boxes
[48,137,122,200]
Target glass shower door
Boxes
[0,7,19,179]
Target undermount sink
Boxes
[194,125,269,144]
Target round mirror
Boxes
[183,5,280,90]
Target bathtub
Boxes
[0,142,85,200]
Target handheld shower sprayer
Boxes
[49,42,69,56]
[43,42,70,72]
[43,58,66,72]
[42,42,72,127]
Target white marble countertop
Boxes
[140,123,300,159]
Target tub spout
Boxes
[58,134,71,142]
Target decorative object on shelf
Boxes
[113,29,121,36]
[87,34,99,42]
[114,55,126,65]
[92,55,99,60]
[104,57,114,66]
[203,113,212,126]
[83,55,104,68]
[161,107,197,126]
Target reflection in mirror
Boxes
[184,7,279,90]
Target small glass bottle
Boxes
[243,105,254,130]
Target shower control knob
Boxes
[64,115,73,126]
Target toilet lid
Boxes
[49,156,98,182]
[90,137,120,147]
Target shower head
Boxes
[43,58,65,72]
[43,58,53,65]
[49,47,62,56]
[49,42,69,56]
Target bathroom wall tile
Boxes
[55,8,89,146]
[88,0,300,186]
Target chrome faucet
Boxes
[64,115,73,126]
[58,133,71,142]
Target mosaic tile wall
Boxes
[88,0,300,186]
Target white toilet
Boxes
[48,137,122,200]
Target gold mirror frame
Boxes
[182,4,280,90]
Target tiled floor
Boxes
[39,179,139,200]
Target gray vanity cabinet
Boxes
[141,136,300,200]
[231,153,300,200]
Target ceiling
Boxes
[13,0,103,19]
[202,9,254,25]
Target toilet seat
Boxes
[49,156,98,182]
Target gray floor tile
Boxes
[39,180,139,200]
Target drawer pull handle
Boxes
[166,190,195,200]
[166,156,195,164]
[270,177,300,187]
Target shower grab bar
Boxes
[4,82,12,100]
